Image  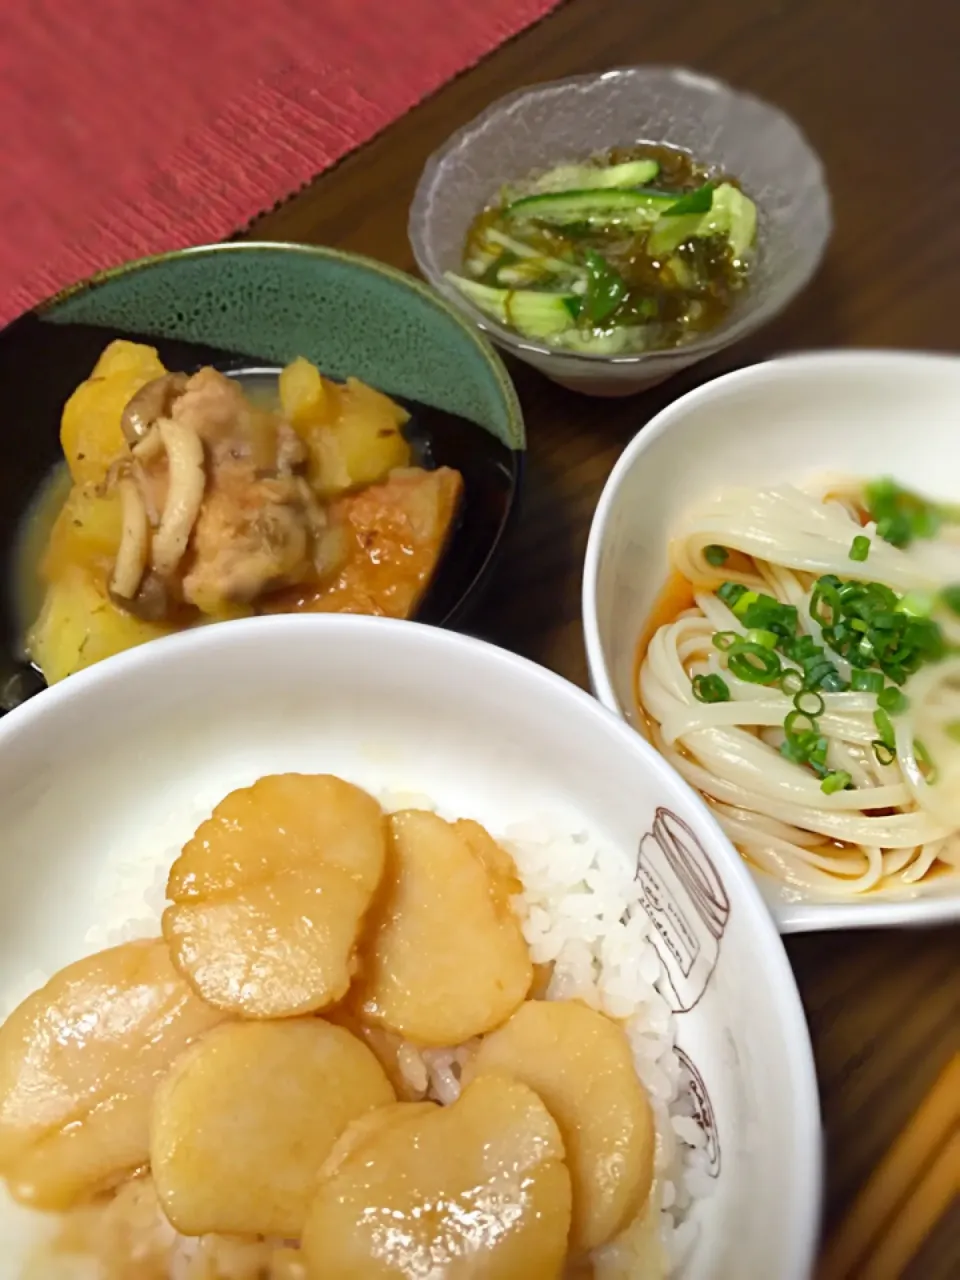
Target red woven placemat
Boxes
[0,0,560,326]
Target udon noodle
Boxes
[638,476,960,897]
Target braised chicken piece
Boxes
[265,466,463,620]
[120,368,323,618]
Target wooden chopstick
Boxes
[817,1053,960,1280]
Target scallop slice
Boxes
[301,1075,572,1279]
[0,939,225,1210]
[163,774,387,1017]
[467,999,656,1253]
[150,1019,395,1238]
[353,811,533,1046]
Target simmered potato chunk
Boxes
[26,568,175,685]
[60,340,167,486]
[467,1000,655,1252]
[301,1075,572,1279]
[301,375,412,498]
[40,485,122,582]
[151,1019,395,1237]
[163,774,387,1018]
[278,355,332,432]
[354,811,532,1045]
[0,940,224,1210]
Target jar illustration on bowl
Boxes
[635,807,731,1012]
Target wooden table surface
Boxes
[251,0,960,1273]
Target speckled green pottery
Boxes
[43,242,524,450]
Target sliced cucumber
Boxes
[445,274,576,339]
[647,213,703,257]
[498,262,556,287]
[713,184,757,258]
[526,158,660,195]
[465,246,500,276]
[647,183,758,258]
[483,227,587,279]
[506,188,675,229]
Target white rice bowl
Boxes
[0,616,820,1280]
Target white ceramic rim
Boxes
[0,613,824,1277]
[582,348,960,932]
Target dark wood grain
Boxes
[250,0,960,1269]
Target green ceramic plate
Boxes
[0,241,525,713]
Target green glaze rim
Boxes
[38,240,526,451]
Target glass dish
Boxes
[410,67,832,396]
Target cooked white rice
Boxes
[1,791,709,1278]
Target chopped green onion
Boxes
[691,673,731,703]
[872,740,896,766]
[821,770,851,795]
[712,631,739,652]
[779,669,804,695]
[782,631,847,692]
[945,720,960,743]
[727,642,782,684]
[712,588,801,648]
[878,687,909,715]
[704,545,729,566]
[794,690,825,717]
[811,580,843,627]
[815,669,847,693]
[731,590,759,619]
[718,582,748,608]
[744,628,778,649]
[780,727,829,777]
[865,478,952,550]
[876,513,912,547]
[808,573,945,687]
[849,535,871,563]
[873,708,896,750]
[784,710,818,737]
[750,606,796,637]
[851,670,884,693]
